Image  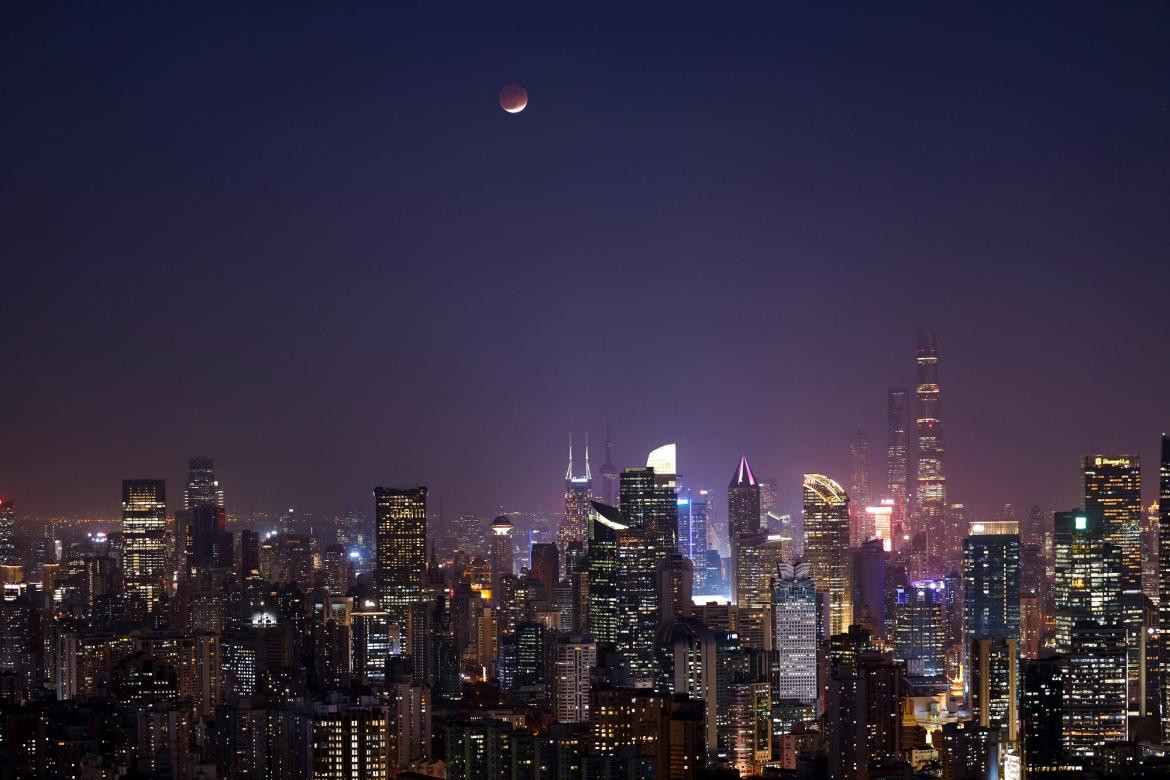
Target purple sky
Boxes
[2,4,1168,523]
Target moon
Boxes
[499,84,528,114]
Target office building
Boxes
[803,474,851,635]
[894,580,947,677]
[1083,454,1142,590]
[122,479,168,612]
[560,435,592,564]
[1053,510,1122,653]
[184,456,224,509]
[374,486,427,627]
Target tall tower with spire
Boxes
[914,331,946,574]
[559,433,593,570]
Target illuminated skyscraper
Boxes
[802,474,851,635]
[894,580,947,677]
[886,388,909,500]
[728,456,760,605]
[622,461,677,556]
[759,478,778,529]
[374,486,427,627]
[1064,622,1127,761]
[560,435,593,564]
[489,515,514,602]
[914,333,946,569]
[1053,510,1121,654]
[586,501,625,647]
[970,636,1019,746]
[551,632,598,724]
[676,487,707,562]
[0,499,14,565]
[728,456,760,539]
[962,523,1021,669]
[183,456,224,509]
[122,479,168,611]
[1083,454,1142,591]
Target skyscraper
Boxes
[894,580,947,677]
[962,523,1021,670]
[803,474,851,635]
[773,561,818,712]
[0,499,14,565]
[550,632,598,724]
[849,427,871,509]
[676,488,708,563]
[621,463,677,556]
[1053,509,1121,654]
[1064,622,1127,761]
[1083,454,1142,591]
[914,332,946,570]
[489,515,514,603]
[728,456,761,539]
[559,435,593,565]
[374,486,427,627]
[586,501,625,645]
[183,456,224,510]
[728,456,760,605]
[759,478,778,529]
[886,388,909,500]
[122,479,167,611]
[599,424,620,508]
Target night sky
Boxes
[3,4,1168,523]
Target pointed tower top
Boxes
[730,455,757,488]
[566,433,573,481]
[584,432,592,481]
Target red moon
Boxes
[499,84,528,114]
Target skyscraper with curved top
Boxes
[915,332,946,571]
[803,474,851,635]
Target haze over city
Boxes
[3,4,1168,522]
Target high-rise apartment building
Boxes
[803,474,851,635]
[550,631,597,723]
[374,486,427,627]
[773,561,818,712]
[122,479,167,611]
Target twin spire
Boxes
[566,432,592,481]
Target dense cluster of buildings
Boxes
[1,334,1169,778]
